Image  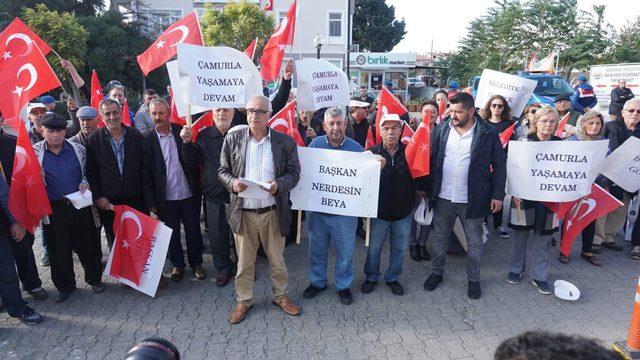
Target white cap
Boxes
[554,280,580,301]
[414,198,433,226]
[27,103,47,113]
[349,100,370,108]
[379,113,402,127]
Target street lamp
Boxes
[313,33,325,59]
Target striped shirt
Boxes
[107,130,126,177]
[243,128,276,209]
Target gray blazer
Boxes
[218,128,300,236]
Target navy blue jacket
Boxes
[428,114,507,219]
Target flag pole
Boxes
[365,217,370,247]
[296,209,302,244]
[186,104,192,127]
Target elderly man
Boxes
[141,99,204,281]
[182,107,237,287]
[346,100,371,148]
[34,113,104,303]
[219,95,301,324]
[424,92,506,300]
[69,106,100,147]
[135,89,159,135]
[85,98,146,250]
[609,79,635,121]
[362,114,427,296]
[596,98,640,257]
[303,107,366,305]
[27,103,47,145]
[553,94,581,137]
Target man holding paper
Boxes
[33,113,104,303]
[219,95,301,324]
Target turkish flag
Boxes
[400,122,414,145]
[0,18,51,71]
[555,112,570,137]
[244,37,258,61]
[259,0,297,82]
[0,45,61,128]
[169,96,186,126]
[110,205,159,286]
[499,122,517,148]
[136,11,203,76]
[437,99,447,124]
[374,87,409,144]
[90,70,103,126]
[559,184,623,256]
[190,111,213,142]
[8,124,52,233]
[268,101,305,147]
[542,201,576,220]
[121,99,132,126]
[263,0,273,11]
[365,127,375,150]
[405,120,430,178]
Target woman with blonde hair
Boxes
[506,106,561,295]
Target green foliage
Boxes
[0,0,104,27]
[22,4,88,81]
[353,0,406,52]
[608,16,640,64]
[200,1,274,58]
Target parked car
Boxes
[470,72,573,106]
[408,78,426,88]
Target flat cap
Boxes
[77,106,98,119]
[40,95,55,105]
[554,94,571,103]
[40,113,67,129]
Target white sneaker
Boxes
[496,226,509,238]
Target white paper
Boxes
[166,60,209,117]
[600,137,640,193]
[290,147,381,218]
[64,190,93,210]
[475,69,538,117]
[238,178,270,200]
[295,59,351,111]
[104,222,172,298]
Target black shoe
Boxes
[91,282,106,294]
[602,242,623,251]
[16,306,43,325]
[468,281,481,300]
[337,289,353,305]
[386,281,404,296]
[26,287,48,300]
[361,280,376,294]
[423,273,443,291]
[54,290,73,303]
[409,245,421,261]
[419,246,431,261]
[302,284,327,299]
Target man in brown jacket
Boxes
[218,95,301,324]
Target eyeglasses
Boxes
[624,108,640,114]
[246,108,268,115]
[529,109,538,114]
[491,103,504,108]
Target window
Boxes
[141,9,183,36]
[276,11,287,26]
[328,12,342,37]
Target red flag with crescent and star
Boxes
[0,45,61,128]
[499,121,517,148]
[8,124,52,233]
[110,205,160,286]
[136,11,203,76]
[259,0,297,82]
[0,18,51,72]
[374,87,409,144]
[190,111,214,142]
[405,118,430,178]
[559,184,623,257]
[267,101,305,147]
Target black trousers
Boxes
[0,235,27,317]
[204,199,235,275]
[161,195,203,269]
[98,197,147,250]
[581,220,596,253]
[44,202,102,292]
[9,232,42,291]
[632,216,639,247]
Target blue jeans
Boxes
[364,214,412,283]
[307,212,357,291]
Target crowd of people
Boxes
[0,60,638,327]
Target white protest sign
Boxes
[475,69,537,117]
[601,136,640,193]
[295,59,350,111]
[105,223,172,298]
[290,147,380,217]
[177,43,262,108]
[166,60,209,117]
[507,140,609,202]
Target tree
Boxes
[606,16,640,64]
[353,0,406,52]
[0,0,104,27]
[23,4,89,98]
[200,1,274,59]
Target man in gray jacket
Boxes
[218,95,301,324]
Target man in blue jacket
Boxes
[423,92,507,300]
[571,75,597,113]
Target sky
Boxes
[387,0,640,54]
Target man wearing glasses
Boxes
[219,95,301,324]
[596,99,640,257]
